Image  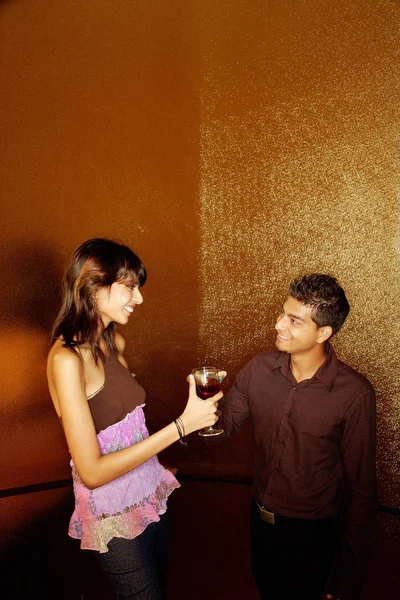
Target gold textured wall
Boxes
[196,0,400,509]
[0,0,398,537]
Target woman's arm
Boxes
[48,346,220,490]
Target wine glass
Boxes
[192,366,225,437]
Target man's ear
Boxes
[317,325,333,344]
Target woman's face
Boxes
[96,282,143,327]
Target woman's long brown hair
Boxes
[51,238,146,364]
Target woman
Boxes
[47,238,221,599]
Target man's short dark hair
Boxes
[289,273,350,336]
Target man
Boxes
[214,273,377,600]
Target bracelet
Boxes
[175,417,186,440]
[176,416,186,437]
[174,417,187,447]
[174,418,187,447]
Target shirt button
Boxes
[274,466,279,471]
[285,412,291,417]
[267,492,272,496]
[280,440,285,445]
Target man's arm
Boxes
[206,360,253,444]
[327,385,378,600]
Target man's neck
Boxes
[290,345,327,383]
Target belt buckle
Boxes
[256,500,275,525]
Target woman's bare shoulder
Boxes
[48,339,82,373]
[47,339,86,415]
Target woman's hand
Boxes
[180,374,223,435]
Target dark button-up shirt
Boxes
[217,343,377,600]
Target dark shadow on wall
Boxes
[0,238,70,489]
[0,240,74,597]
[0,0,17,10]
[0,488,80,600]
[0,237,64,421]
[2,238,63,333]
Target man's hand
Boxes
[325,594,340,600]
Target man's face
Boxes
[275,296,327,356]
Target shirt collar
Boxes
[272,342,338,390]
[272,351,291,377]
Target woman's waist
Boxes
[71,457,177,515]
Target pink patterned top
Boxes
[68,355,180,553]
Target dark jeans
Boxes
[96,512,169,600]
[250,498,339,600]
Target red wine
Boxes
[197,380,220,400]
